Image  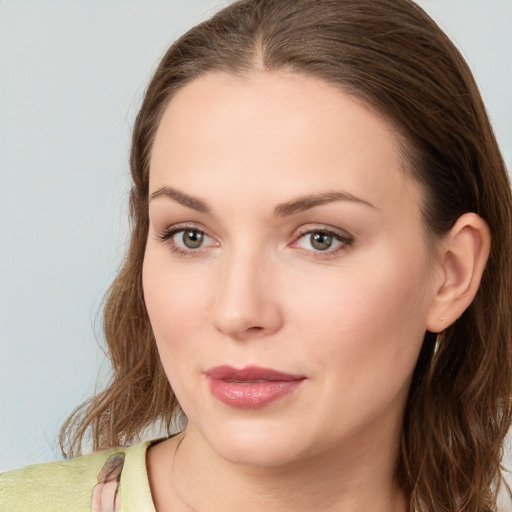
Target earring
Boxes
[434,330,445,355]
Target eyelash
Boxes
[156,224,214,258]
[156,224,354,258]
[292,227,354,257]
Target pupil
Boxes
[311,232,332,250]
[183,230,203,249]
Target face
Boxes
[143,71,438,468]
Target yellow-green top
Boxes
[0,441,156,512]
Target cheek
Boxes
[287,249,431,389]
[142,250,213,359]
[291,258,428,331]
[281,262,429,441]
[142,250,218,410]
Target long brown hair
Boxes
[60,0,512,510]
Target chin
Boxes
[214,438,303,468]
[196,417,318,468]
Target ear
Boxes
[426,213,491,333]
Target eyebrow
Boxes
[149,187,210,213]
[273,191,376,217]
[148,186,375,216]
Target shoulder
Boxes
[0,442,155,512]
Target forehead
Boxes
[149,71,420,215]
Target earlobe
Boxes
[426,213,491,333]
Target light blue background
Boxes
[1,0,511,471]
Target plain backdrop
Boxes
[1,0,511,472]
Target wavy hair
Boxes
[60,1,512,510]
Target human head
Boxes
[62,0,512,509]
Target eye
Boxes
[157,225,217,255]
[293,229,353,253]
[308,232,336,251]
[176,229,205,249]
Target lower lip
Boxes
[208,378,304,409]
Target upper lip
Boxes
[206,365,305,382]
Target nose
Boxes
[211,250,284,341]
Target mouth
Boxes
[205,365,306,409]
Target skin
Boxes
[142,71,490,511]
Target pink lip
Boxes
[206,365,305,409]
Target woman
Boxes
[1,0,511,511]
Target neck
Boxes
[148,422,408,512]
